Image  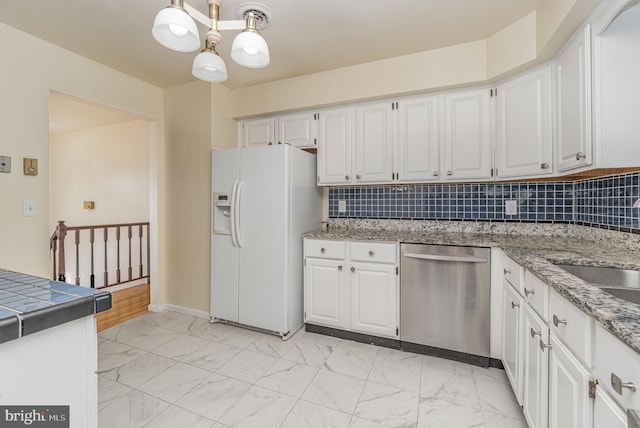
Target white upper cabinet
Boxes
[556,24,593,172]
[354,101,394,183]
[278,111,318,149]
[495,66,553,178]
[317,107,353,185]
[443,88,493,181]
[241,117,276,147]
[396,95,440,182]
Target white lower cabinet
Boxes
[523,304,550,428]
[548,333,593,428]
[304,238,399,339]
[349,261,397,337]
[303,257,347,329]
[502,281,524,404]
[594,388,627,428]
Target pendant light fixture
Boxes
[152,0,272,83]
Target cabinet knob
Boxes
[504,268,511,275]
[433,172,439,177]
[530,327,541,338]
[524,287,535,297]
[540,162,549,170]
[338,265,343,271]
[320,247,326,253]
[511,301,520,309]
[576,152,586,160]
[539,339,552,352]
[552,314,567,327]
[611,373,637,395]
[446,171,453,176]
[345,175,350,180]
[356,174,361,179]
[350,266,356,273]
[368,250,374,257]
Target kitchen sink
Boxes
[556,264,640,305]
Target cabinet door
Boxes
[279,112,318,149]
[593,388,627,428]
[523,305,549,428]
[548,334,593,428]
[354,101,394,184]
[556,25,592,172]
[495,66,553,178]
[502,282,524,405]
[396,95,440,182]
[443,89,492,180]
[304,258,347,329]
[349,262,398,338]
[242,118,276,147]
[318,107,353,185]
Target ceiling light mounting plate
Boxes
[235,2,272,29]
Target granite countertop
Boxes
[0,269,112,344]
[305,228,640,354]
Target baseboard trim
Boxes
[148,303,209,320]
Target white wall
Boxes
[0,23,164,301]
[50,120,151,226]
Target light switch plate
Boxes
[505,200,518,215]
[23,200,37,217]
[0,156,11,173]
[23,158,38,176]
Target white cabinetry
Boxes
[395,95,440,182]
[240,117,276,147]
[594,388,627,428]
[556,25,592,172]
[495,66,553,178]
[317,107,354,185]
[502,279,524,404]
[442,88,492,181]
[303,238,399,339]
[523,304,550,428]
[354,101,394,183]
[279,111,319,149]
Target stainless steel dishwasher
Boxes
[400,243,491,365]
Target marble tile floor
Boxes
[98,311,528,428]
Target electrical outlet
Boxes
[505,200,518,215]
[0,155,11,173]
[338,200,347,213]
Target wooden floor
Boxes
[95,283,150,332]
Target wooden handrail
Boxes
[50,221,150,289]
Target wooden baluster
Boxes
[103,227,108,287]
[56,221,67,282]
[75,230,80,285]
[127,225,133,281]
[139,224,144,278]
[116,226,121,284]
[90,228,95,288]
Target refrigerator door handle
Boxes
[230,180,239,248]
[234,180,244,248]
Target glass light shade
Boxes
[152,7,200,52]
[192,50,228,82]
[231,31,270,68]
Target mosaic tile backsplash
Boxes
[328,171,640,232]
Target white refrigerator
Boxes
[211,145,321,338]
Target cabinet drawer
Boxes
[595,323,640,410]
[305,239,346,259]
[503,255,524,293]
[349,241,397,264]
[523,271,549,321]
[549,289,594,367]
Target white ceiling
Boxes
[0,0,541,90]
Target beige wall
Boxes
[0,23,164,301]
[50,120,151,226]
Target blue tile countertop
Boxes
[0,269,112,344]
[305,227,640,355]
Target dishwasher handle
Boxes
[402,251,488,264]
